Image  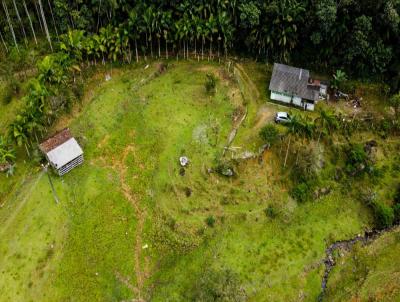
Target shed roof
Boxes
[46,138,83,168]
[39,128,73,153]
[269,63,319,101]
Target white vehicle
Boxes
[274,112,291,124]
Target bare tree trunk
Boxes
[0,29,8,52]
[165,38,168,59]
[33,0,44,33]
[150,33,153,58]
[47,0,59,41]
[202,36,204,60]
[38,0,52,50]
[12,0,28,46]
[158,37,160,58]
[96,0,102,32]
[23,0,37,44]
[284,136,291,168]
[209,39,212,61]
[2,0,19,51]
[135,39,139,62]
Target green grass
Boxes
[0,60,398,302]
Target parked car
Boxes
[275,112,291,123]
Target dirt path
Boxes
[113,143,148,301]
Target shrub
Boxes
[259,124,279,147]
[205,73,217,94]
[205,215,216,227]
[191,267,247,302]
[372,201,394,229]
[345,144,369,175]
[394,184,400,204]
[291,182,312,203]
[393,204,400,224]
[292,144,320,183]
[215,159,235,177]
[264,205,277,218]
[2,78,21,104]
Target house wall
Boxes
[271,91,291,104]
[292,96,302,107]
[305,102,315,111]
[57,154,84,176]
[270,91,315,111]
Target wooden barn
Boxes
[39,128,84,176]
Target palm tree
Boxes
[332,70,347,91]
[315,108,338,143]
[283,114,303,167]
[128,10,140,62]
[22,0,37,45]
[37,0,53,50]
[206,14,217,60]
[143,5,155,58]
[2,0,19,52]
[160,10,172,59]
[12,0,28,46]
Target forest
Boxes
[0,0,399,79]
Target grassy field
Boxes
[0,60,398,301]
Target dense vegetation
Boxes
[0,0,399,81]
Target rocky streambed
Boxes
[318,224,400,301]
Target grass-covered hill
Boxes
[0,60,399,301]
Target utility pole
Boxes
[42,163,59,204]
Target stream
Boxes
[318,223,400,301]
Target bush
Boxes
[215,159,235,177]
[292,144,320,183]
[345,144,369,175]
[259,124,279,147]
[393,204,400,224]
[291,182,312,203]
[191,267,247,302]
[205,73,217,94]
[372,201,394,229]
[264,205,277,218]
[394,184,400,204]
[2,78,21,104]
[205,215,216,227]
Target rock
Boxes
[179,156,189,167]
[240,151,255,159]
[105,74,111,81]
[221,167,234,177]
[142,244,148,249]
[0,163,11,172]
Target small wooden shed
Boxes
[39,128,84,176]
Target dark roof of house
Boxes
[269,63,319,101]
[39,128,73,153]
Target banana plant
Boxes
[0,136,15,164]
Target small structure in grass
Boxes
[39,128,84,176]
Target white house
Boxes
[269,63,324,111]
[39,128,84,176]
